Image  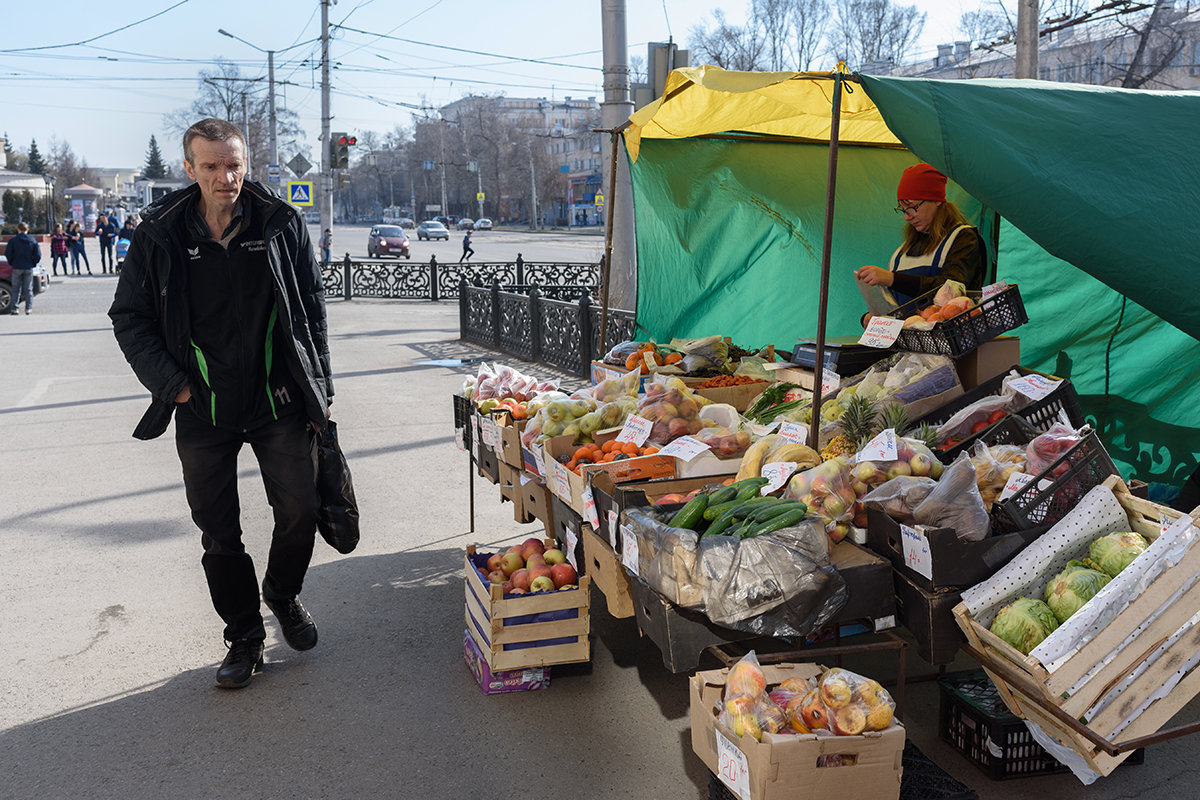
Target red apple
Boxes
[486,570,506,584]
[486,553,504,573]
[528,564,553,583]
[500,552,525,576]
[530,575,555,593]
[506,545,523,555]
[525,553,546,568]
[521,537,546,561]
[550,562,577,588]
[511,569,532,591]
[477,568,490,582]
[501,580,514,593]
[543,548,566,566]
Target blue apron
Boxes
[884,224,973,308]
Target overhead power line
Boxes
[333,24,603,71]
[0,0,190,53]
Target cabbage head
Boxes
[1044,561,1111,624]
[1089,532,1148,577]
[990,597,1060,655]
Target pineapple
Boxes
[881,403,909,437]
[820,394,879,461]
[912,421,940,452]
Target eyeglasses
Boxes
[894,200,927,216]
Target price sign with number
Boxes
[998,470,1035,503]
[858,428,898,462]
[859,316,905,349]
[564,526,579,571]
[716,730,751,800]
[615,414,652,445]
[900,523,934,580]
[982,281,1008,301]
[551,460,571,499]
[582,483,600,528]
[483,417,501,449]
[607,509,619,550]
[822,368,840,396]
[531,444,547,477]
[470,414,481,460]
[621,525,639,575]
[657,435,711,462]
[760,462,797,495]
[778,422,808,445]
[1009,374,1063,401]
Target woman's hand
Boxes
[854,265,893,287]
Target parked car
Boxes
[434,216,450,227]
[416,220,450,241]
[367,225,411,259]
[473,218,493,231]
[399,218,416,229]
[0,256,49,315]
[457,218,475,230]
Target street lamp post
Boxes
[219,28,278,188]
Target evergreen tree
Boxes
[4,133,15,170]
[2,189,18,222]
[143,135,170,179]
[27,139,46,174]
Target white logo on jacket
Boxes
[187,247,200,260]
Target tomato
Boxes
[987,410,1006,425]
[971,420,991,434]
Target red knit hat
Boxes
[897,163,947,202]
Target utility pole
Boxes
[438,121,449,218]
[267,50,278,173]
[241,92,250,176]
[320,0,333,233]
[528,145,538,230]
[601,0,637,311]
[1016,0,1039,79]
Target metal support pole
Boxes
[516,253,525,285]
[599,131,621,352]
[459,275,469,335]
[491,278,502,350]
[810,74,844,450]
[430,254,439,301]
[342,253,352,302]
[320,0,333,235]
[267,50,278,178]
[579,292,595,379]
[1016,0,1040,79]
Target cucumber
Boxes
[706,484,740,506]
[743,507,808,538]
[702,499,742,521]
[734,477,771,500]
[705,508,743,537]
[726,497,779,518]
[745,500,803,523]
[668,494,708,530]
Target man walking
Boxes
[5,222,41,315]
[95,214,118,273]
[109,118,335,689]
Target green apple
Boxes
[530,575,555,593]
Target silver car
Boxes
[416,220,450,241]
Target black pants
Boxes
[175,408,319,643]
[99,239,114,271]
[459,245,474,263]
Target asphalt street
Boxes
[1,230,1195,799]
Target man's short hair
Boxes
[183,118,246,165]
[17,222,28,232]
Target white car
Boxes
[473,218,493,231]
[416,221,450,241]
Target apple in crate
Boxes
[530,575,556,593]
[521,537,546,561]
[486,553,504,573]
[511,569,532,592]
[528,564,553,584]
[500,552,525,576]
[543,548,567,566]
[486,570,507,584]
[526,553,546,568]
[550,563,577,588]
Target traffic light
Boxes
[331,132,357,169]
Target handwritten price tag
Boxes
[531,444,547,477]
[778,422,808,445]
[642,351,658,371]
[607,509,619,550]
[998,471,1035,503]
[483,417,501,449]
[471,415,481,460]
[858,428,898,462]
[615,414,652,445]
[822,368,840,396]
[1009,374,1063,401]
[900,523,934,581]
[582,483,600,529]
[621,525,639,575]
[656,435,711,462]
[982,281,1009,301]
[565,526,579,571]
[454,427,464,451]
[551,460,571,500]
[760,462,798,495]
[716,730,751,800]
[859,315,904,348]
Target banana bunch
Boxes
[735,434,822,481]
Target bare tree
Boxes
[788,0,834,69]
[831,0,926,67]
[690,9,769,70]
[1108,2,1186,87]
[960,2,1014,45]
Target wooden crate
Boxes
[953,476,1200,775]
[581,523,635,618]
[464,545,590,672]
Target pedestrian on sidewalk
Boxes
[95,214,118,273]
[5,222,41,314]
[318,228,331,264]
[50,223,70,276]
[110,117,335,690]
[67,220,91,274]
[459,229,474,263]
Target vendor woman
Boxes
[854,163,986,320]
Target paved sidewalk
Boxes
[0,282,1194,799]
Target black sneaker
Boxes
[216,639,264,689]
[265,597,318,651]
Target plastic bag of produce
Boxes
[861,477,938,525]
[698,521,847,636]
[776,667,898,735]
[602,340,646,366]
[694,426,753,459]
[636,375,706,445]
[582,368,641,404]
[970,442,1028,511]
[1025,423,1082,477]
[935,370,1038,443]
[912,453,990,541]
[717,652,781,741]
[669,335,730,374]
[520,395,597,447]
[621,507,705,609]
[733,356,774,382]
[784,457,856,542]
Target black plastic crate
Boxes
[890,284,1028,359]
[935,413,1040,464]
[912,365,1083,443]
[938,671,1069,780]
[452,394,474,451]
[990,428,1118,534]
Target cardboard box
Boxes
[955,336,1020,391]
[694,380,770,412]
[865,508,1047,593]
[581,523,635,618]
[590,472,736,552]
[464,545,590,672]
[675,449,746,479]
[630,574,754,672]
[691,662,905,800]
[492,411,528,469]
[463,628,550,694]
[548,495,587,576]
[542,432,675,515]
[517,472,555,531]
[498,462,528,523]
[892,568,963,666]
[829,541,897,630]
[476,438,500,485]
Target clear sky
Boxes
[1,0,976,170]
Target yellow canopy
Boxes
[623,66,902,162]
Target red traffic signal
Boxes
[336,134,357,146]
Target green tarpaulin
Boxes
[627,72,1199,488]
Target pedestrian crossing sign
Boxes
[287,181,314,206]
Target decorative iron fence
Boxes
[320,253,599,301]
[459,279,638,379]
